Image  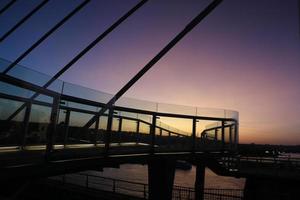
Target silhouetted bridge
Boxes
[1,0,300,199]
[0,59,300,200]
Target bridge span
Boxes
[0,59,300,200]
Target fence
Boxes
[51,173,244,200]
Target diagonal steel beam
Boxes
[6,0,148,121]
[298,0,300,36]
[0,0,49,42]
[2,0,91,74]
[0,0,17,16]
[83,0,224,128]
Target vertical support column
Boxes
[94,114,99,146]
[105,107,114,154]
[229,125,233,148]
[214,129,218,142]
[234,122,238,149]
[118,117,122,144]
[148,158,176,200]
[192,118,197,153]
[46,96,60,159]
[63,109,70,147]
[136,120,140,143]
[159,128,162,136]
[221,121,225,150]
[20,102,31,149]
[150,114,157,154]
[195,163,205,200]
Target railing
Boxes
[51,173,244,200]
[219,155,300,172]
[0,58,239,160]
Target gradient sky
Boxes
[0,0,300,145]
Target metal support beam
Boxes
[148,158,176,200]
[118,117,122,143]
[105,107,114,154]
[20,102,31,149]
[195,163,205,200]
[5,0,148,121]
[150,114,157,153]
[2,0,90,74]
[0,0,49,42]
[83,0,223,128]
[234,123,238,149]
[136,120,140,143]
[229,125,233,147]
[63,109,70,147]
[214,129,218,142]
[0,0,17,16]
[221,121,225,149]
[45,96,60,160]
[192,118,197,153]
[94,114,99,145]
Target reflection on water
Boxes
[90,164,245,189]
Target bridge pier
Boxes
[148,158,176,200]
[195,163,205,200]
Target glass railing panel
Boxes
[196,107,226,118]
[157,103,196,116]
[25,104,51,146]
[155,116,193,152]
[7,65,50,87]
[54,109,67,145]
[116,96,157,112]
[60,100,99,113]
[0,98,25,147]
[139,123,150,134]
[62,82,112,104]
[35,94,53,104]
[66,111,96,145]
[0,81,32,98]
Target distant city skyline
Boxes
[1,0,299,145]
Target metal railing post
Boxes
[136,121,140,144]
[46,96,60,159]
[94,114,99,146]
[105,106,114,155]
[63,109,70,148]
[150,114,157,154]
[229,125,233,148]
[192,118,197,153]
[118,117,122,144]
[221,121,225,150]
[234,122,238,149]
[20,102,31,149]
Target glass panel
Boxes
[0,98,25,147]
[67,111,95,145]
[54,109,67,145]
[26,104,51,145]
[155,116,193,152]
[63,82,111,103]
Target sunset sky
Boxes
[0,0,300,145]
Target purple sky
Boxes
[1,0,300,144]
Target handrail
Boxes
[52,172,244,200]
[0,73,237,122]
[0,90,188,137]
